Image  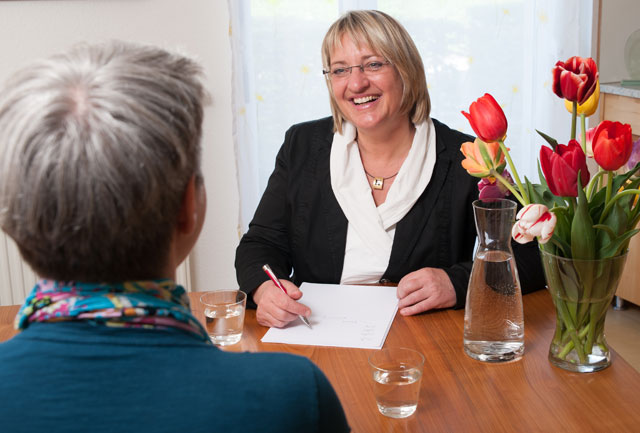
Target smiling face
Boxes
[328,34,407,137]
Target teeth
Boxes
[353,96,378,105]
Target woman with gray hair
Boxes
[236,10,544,328]
[0,41,349,433]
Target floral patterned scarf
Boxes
[15,279,210,343]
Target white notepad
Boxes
[261,282,398,349]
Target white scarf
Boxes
[330,118,437,271]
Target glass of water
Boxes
[199,290,247,346]
[368,347,424,418]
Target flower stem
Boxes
[599,189,640,223]
[492,170,526,206]
[571,101,577,141]
[580,113,587,154]
[556,297,587,362]
[558,326,590,359]
[570,196,577,214]
[586,170,606,200]
[578,326,590,339]
[605,170,613,205]
[559,340,574,358]
[549,237,569,257]
[585,314,597,355]
[498,141,529,204]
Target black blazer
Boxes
[235,117,544,309]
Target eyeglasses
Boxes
[323,60,391,79]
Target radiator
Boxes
[0,232,192,306]
[0,232,38,306]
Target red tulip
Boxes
[540,139,590,197]
[461,93,508,142]
[591,120,633,170]
[552,56,599,104]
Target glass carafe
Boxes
[463,199,524,362]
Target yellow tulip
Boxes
[564,80,600,116]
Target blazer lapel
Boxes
[317,122,349,283]
[387,124,453,270]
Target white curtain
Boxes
[229,0,595,232]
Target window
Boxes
[230,0,594,230]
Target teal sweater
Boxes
[0,322,349,433]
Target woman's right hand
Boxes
[252,279,311,328]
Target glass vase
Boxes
[540,249,628,373]
[464,199,524,362]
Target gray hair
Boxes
[0,41,207,282]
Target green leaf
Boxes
[593,224,617,240]
[626,161,640,178]
[611,169,639,193]
[477,140,496,171]
[595,201,628,255]
[536,129,559,150]
[590,171,637,212]
[524,176,542,204]
[552,235,572,257]
[537,162,550,188]
[537,162,548,188]
[531,180,565,209]
[607,201,628,236]
[553,210,572,256]
[626,177,640,190]
[598,228,640,259]
[558,264,580,322]
[571,172,596,260]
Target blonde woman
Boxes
[236,10,544,328]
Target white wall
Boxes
[0,0,239,293]
[599,0,640,82]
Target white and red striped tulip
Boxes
[512,204,556,244]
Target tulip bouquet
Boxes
[460,56,640,371]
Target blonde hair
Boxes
[321,10,430,133]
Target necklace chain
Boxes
[364,170,399,181]
[364,170,398,190]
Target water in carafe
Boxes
[464,199,524,362]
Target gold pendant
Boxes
[372,177,384,190]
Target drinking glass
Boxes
[199,290,247,346]
[368,347,424,418]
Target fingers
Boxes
[281,280,303,300]
[257,306,298,328]
[254,280,311,328]
[400,297,437,316]
[397,268,457,315]
[396,271,423,299]
[272,293,310,317]
[397,286,431,310]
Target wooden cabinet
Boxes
[600,84,640,306]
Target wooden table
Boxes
[2,290,639,432]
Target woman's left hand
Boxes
[396,268,456,315]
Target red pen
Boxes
[262,264,312,328]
